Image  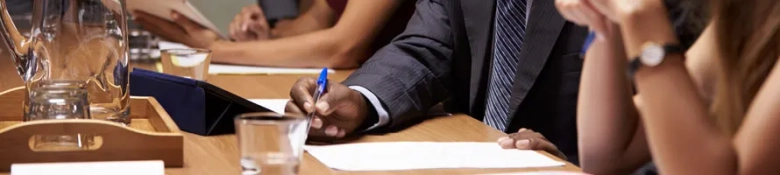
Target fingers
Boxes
[289,77,318,114]
[555,0,609,40]
[498,129,552,149]
[229,14,246,41]
[285,100,305,115]
[310,82,347,137]
[556,0,588,25]
[497,128,564,159]
[312,82,343,117]
[230,5,266,42]
[588,0,615,21]
[575,0,610,40]
[170,11,204,34]
[240,5,264,32]
[241,5,265,22]
[245,21,270,40]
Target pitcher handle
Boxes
[0,0,28,55]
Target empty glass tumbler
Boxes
[235,113,309,175]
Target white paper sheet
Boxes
[157,41,336,75]
[209,64,335,75]
[249,99,289,114]
[477,172,588,175]
[304,142,566,171]
[11,160,164,175]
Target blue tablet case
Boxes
[129,68,272,136]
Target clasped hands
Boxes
[555,0,667,41]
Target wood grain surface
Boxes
[0,59,581,174]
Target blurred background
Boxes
[0,0,255,92]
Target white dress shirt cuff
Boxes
[349,86,390,131]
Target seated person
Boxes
[133,0,415,69]
[559,0,780,174]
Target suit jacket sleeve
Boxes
[342,0,454,129]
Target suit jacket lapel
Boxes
[460,0,496,113]
[506,0,566,127]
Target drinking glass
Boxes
[27,81,93,150]
[235,113,309,175]
[160,49,212,81]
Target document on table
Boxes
[477,172,589,175]
[157,41,335,75]
[304,142,566,171]
[209,64,335,75]
[249,99,289,114]
[11,160,164,175]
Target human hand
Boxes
[498,128,567,160]
[555,0,611,41]
[229,5,271,42]
[133,11,221,49]
[556,0,668,40]
[285,77,369,141]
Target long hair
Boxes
[711,0,780,135]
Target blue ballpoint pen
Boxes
[308,68,328,127]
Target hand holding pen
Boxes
[285,68,371,141]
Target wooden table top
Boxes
[0,58,580,174]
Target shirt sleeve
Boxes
[349,86,390,131]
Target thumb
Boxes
[170,11,202,33]
[313,84,351,117]
[314,93,339,117]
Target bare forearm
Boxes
[578,27,647,174]
[210,29,365,69]
[621,7,737,175]
[633,56,736,175]
[270,14,332,38]
[270,0,335,38]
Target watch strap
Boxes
[627,43,685,79]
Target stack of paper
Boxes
[478,172,589,175]
[304,142,566,171]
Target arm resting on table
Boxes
[341,0,455,130]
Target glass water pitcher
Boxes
[0,0,131,125]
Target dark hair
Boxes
[665,0,710,49]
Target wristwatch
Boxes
[627,42,685,78]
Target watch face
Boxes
[641,43,664,66]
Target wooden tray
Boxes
[0,87,183,172]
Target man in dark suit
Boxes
[286,0,587,163]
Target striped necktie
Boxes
[484,0,528,132]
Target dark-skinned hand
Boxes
[498,128,567,160]
[285,77,369,142]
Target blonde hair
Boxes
[712,0,780,135]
